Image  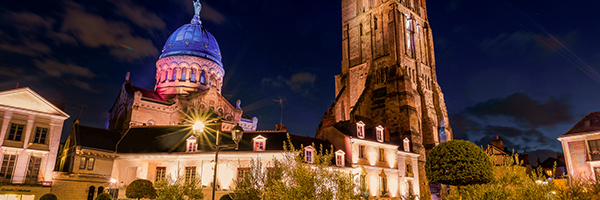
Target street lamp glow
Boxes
[193,121,205,133]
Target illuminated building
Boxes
[0,87,69,200]
[558,112,600,180]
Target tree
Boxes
[126,179,157,200]
[233,134,356,200]
[95,193,113,200]
[155,175,205,200]
[425,140,493,186]
[40,193,58,200]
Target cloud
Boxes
[282,72,316,92]
[2,12,54,32]
[468,125,560,152]
[201,3,226,24]
[108,0,166,30]
[0,41,51,56]
[33,59,95,78]
[480,31,535,55]
[463,92,574,128]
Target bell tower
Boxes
[329,0,453,197]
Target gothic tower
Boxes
[319,0,453,197]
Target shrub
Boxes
[126,179,157,200]
[40,193,58,200]
[426,140,494,186]
[95,193,112,200]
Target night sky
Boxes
[1,0,599,162]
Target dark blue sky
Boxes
[1,0,599,159]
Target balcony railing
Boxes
[591,153,600,161]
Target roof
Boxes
[132,85,165,102]
[116,125,333,153]
[330,119,397,146]
[539,157,566,168]
[560,111,600,138]
[76,125,122,151]
[0,87,69,118]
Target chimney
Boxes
[536,156,541,167]
[275,123,287,132]
[520,150,529,165]
[491,135,504,150]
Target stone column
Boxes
[13,115,35,184]
[22,115,36,149]
[43,120,62,182]
[0,111,13,168]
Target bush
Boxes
[40,193,58,200]
[426,140,493,186]
[126,179,157,200]
[95,193,112,200]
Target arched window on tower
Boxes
[190,68,197,82]
[171,68,178,81]
[163,70,169,83]
[405,14,416,57]
[181,67,187,81]
[200,70,206,84]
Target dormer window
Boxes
[356,121,365,139]
[252,135,267,151]
[186,136,197,152]
[403,138,410,152]
[304,146,315,163]
[335,150,345,167]
[376,125,384,142]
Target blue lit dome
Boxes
[159,14,222,66]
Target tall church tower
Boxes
[320,0,452,196]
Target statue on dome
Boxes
[193,0,202,16]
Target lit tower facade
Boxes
[318,0,452,196]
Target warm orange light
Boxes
[193,121,205,132]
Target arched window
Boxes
[356,121,365,139]
[376,125,384,142]
[163,70,169,83]
[304,146,315,163]
[200,70,206,84]
[97,186,104,195]
[171,68,178,81]
[335,150,345,167]
[209,74,214,86]
[180,67,187,81]
[191,68,197,82]
[87,186,95,200]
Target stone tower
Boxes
[319,0,453,197]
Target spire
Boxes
[191,0,202,24]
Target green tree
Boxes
[233,134,356,200]
[40,193,58,200]
[94,193,113,200]
[426,140,493,186]
[126,179,157,200]
[155,175,205,200]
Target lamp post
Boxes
[193,120,244,200]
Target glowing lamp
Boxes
[193,121,205,133]
[231,124,244,145]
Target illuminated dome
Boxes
[159,11,222,66]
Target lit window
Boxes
[87,158,95,170]
[335,150,345,167]
[7,123,24,141]
[406,163,413,177]
[252,135,267,151]
[33,127,48,144]
[304,146,315,163]
[378,148,385,162]
[186,136,197,152]
[156,167,166,182]
[376,125,384,142]
[356,121,365,139]
[79,157,87,169]
[191,68,197,82]
[26,156,41,181]
[185,167,196,183]
[589,139,600,160]
[237,167,250,183]
[379,176,387,195]
[163,70,169,83]
[358,145,365,159]
[171,68,177,81]
[180,67,187,81]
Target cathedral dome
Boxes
[159,14,222,66]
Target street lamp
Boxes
[192,120,244,200]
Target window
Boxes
[186,136,197,152]
[376,125,384,142]
[253,135,267,151]
[378,148,385,162]
[200,70,206,84]
[26,156,41,183]
[589,139,600,160]
[406,163,413,177]
[171,68,177,81]
[156,167,166,182]
[304,146,315,163]
[374,17,378,30]
[108,189,119,199]
[335,150,345,167]
[237,167,250,183]
[356,121,365,139]
[191,68,197,82]
[87,186,95,200]
[379,173,388,195]
[33,127,48,144]
[87,158,95,170]
[185,167,196,183]
[405,14,415,57]
[97,186,104,195]
[359,145,365,159]
[403,138,410,152]
[79,157,87,169]
[180,67,187,81]
[0,154,17,181]
[163,70,169,83]
[7,123,24,141]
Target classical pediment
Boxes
[0,87,69,118]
